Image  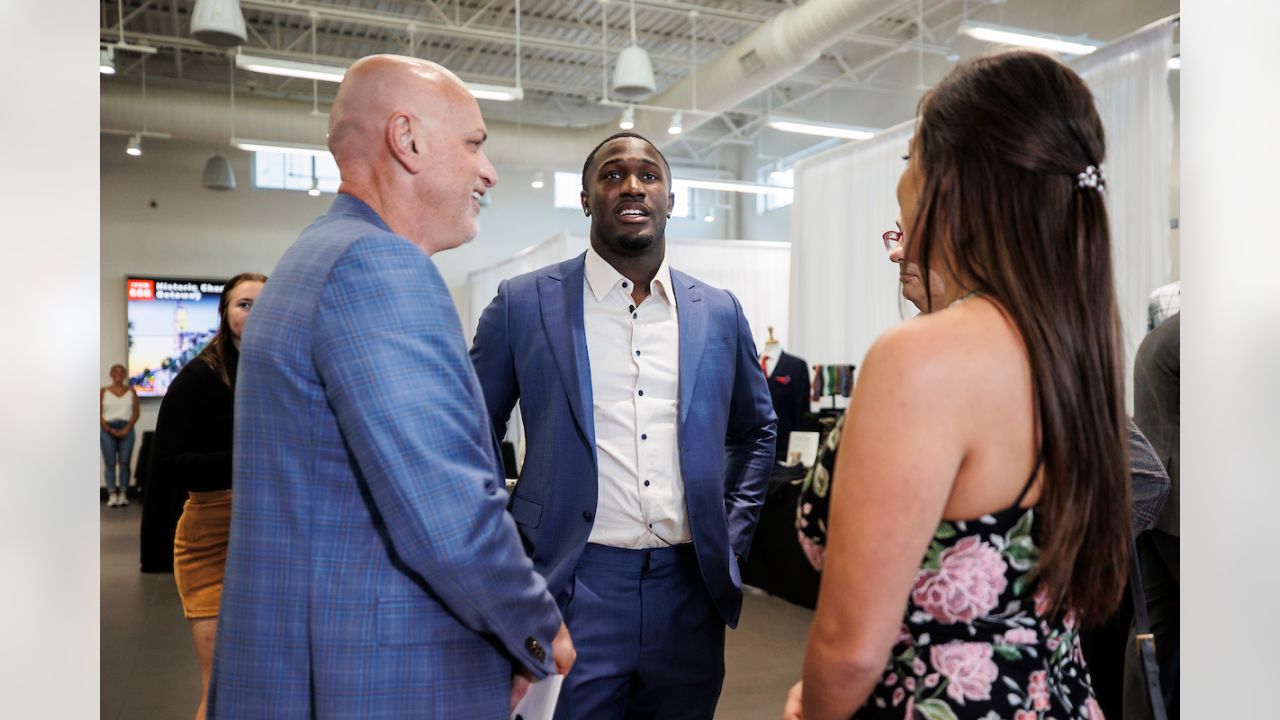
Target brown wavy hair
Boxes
[908,50,1130,626]
[196,272,268,390]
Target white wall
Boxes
[100,135,730,467]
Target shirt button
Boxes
[622,281,629,288]
[648,523,653,528]
[632,313,638,319]
[644,480,650,487]
[583,511,593,522]
[635,350,641,357]
[638,390,644,396]
[629,304,635,312]
[641,434,647,440]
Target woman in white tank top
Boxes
[100,364,140,507]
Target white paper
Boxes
[787,431,820,467]
[510,673,563,720]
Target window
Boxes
[253,151,341,193]
[553,171,692,218]
[756,166,794,214]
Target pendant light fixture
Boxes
[619,105,636,130]
[667,111,683,135]
[191,0,248,47]
[201,148,237,190]
[531,170,546,189]
[611,0,656,98]
[126,134,143,157]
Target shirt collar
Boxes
[584,246,674,306]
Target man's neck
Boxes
[591,238,665,304]
[337,181,435,255]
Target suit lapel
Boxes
[538,256,596,447]
[672,269,706,426]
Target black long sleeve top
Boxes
[152,351,235,493]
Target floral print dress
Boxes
[853,495,1103,720]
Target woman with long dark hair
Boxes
[784,50,1129,720]
[153,272,266,720]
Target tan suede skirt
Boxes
[173,489,232,619]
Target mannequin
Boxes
[760,326,811,463]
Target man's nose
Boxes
[621,173,643,195]
[478,151,498,188]
[888,245,904,264]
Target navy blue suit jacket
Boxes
[470,252,777,627]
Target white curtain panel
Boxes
[789,123,916,367]
[465,234,791,352]
[465,232,584,345]
[1074,21,1176,403]
[663,239,791,352]
[789,22,1175,396]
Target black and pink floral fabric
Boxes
[853,506,1103,720]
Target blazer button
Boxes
[583,510,593,522]
[525,637,547,663]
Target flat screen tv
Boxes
[126,275,228,397]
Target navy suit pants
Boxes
[552,543,725,720]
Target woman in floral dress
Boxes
[784,51,1132,720]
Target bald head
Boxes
[325,54,498,254]
[328,55,471,172]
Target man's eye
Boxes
[643,173,657,181]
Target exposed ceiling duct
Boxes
[627,0,898,141]
[102,0,900,167]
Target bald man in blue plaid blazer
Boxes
[209,56,572,719]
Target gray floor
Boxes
[102,504,813,720]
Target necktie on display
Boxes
[761,356,770,376]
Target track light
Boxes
[767,118,877,141]
[703,209,715,223]
[531,171,545,190]
[668,111,683,136]
[126,134,143,157]
[232,54,524,101]
[100,47,116,75]
[958,20,1101,56]
[466,83,524,102]
[231,138,331,158]
[677,178,792,199]
[308,179,321,197]
[235,53,346,83]
[619,106,636,130]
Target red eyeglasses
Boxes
[882,230,903,252]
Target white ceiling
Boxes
[99,0,1178,167]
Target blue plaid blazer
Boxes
[209,194,561,719]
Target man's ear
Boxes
[667,191,675,218]
[386,113,423,173]
[580,190,590,217]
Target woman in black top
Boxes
[153,272,265,720]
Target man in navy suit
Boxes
[470,133,777,719]
[210,56,573,719]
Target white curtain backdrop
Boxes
[1074,21,1176,401]
[789,21,1175,399]
[466,234,791,352]
[789,123,916,368]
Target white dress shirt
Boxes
[583,246,690,548]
